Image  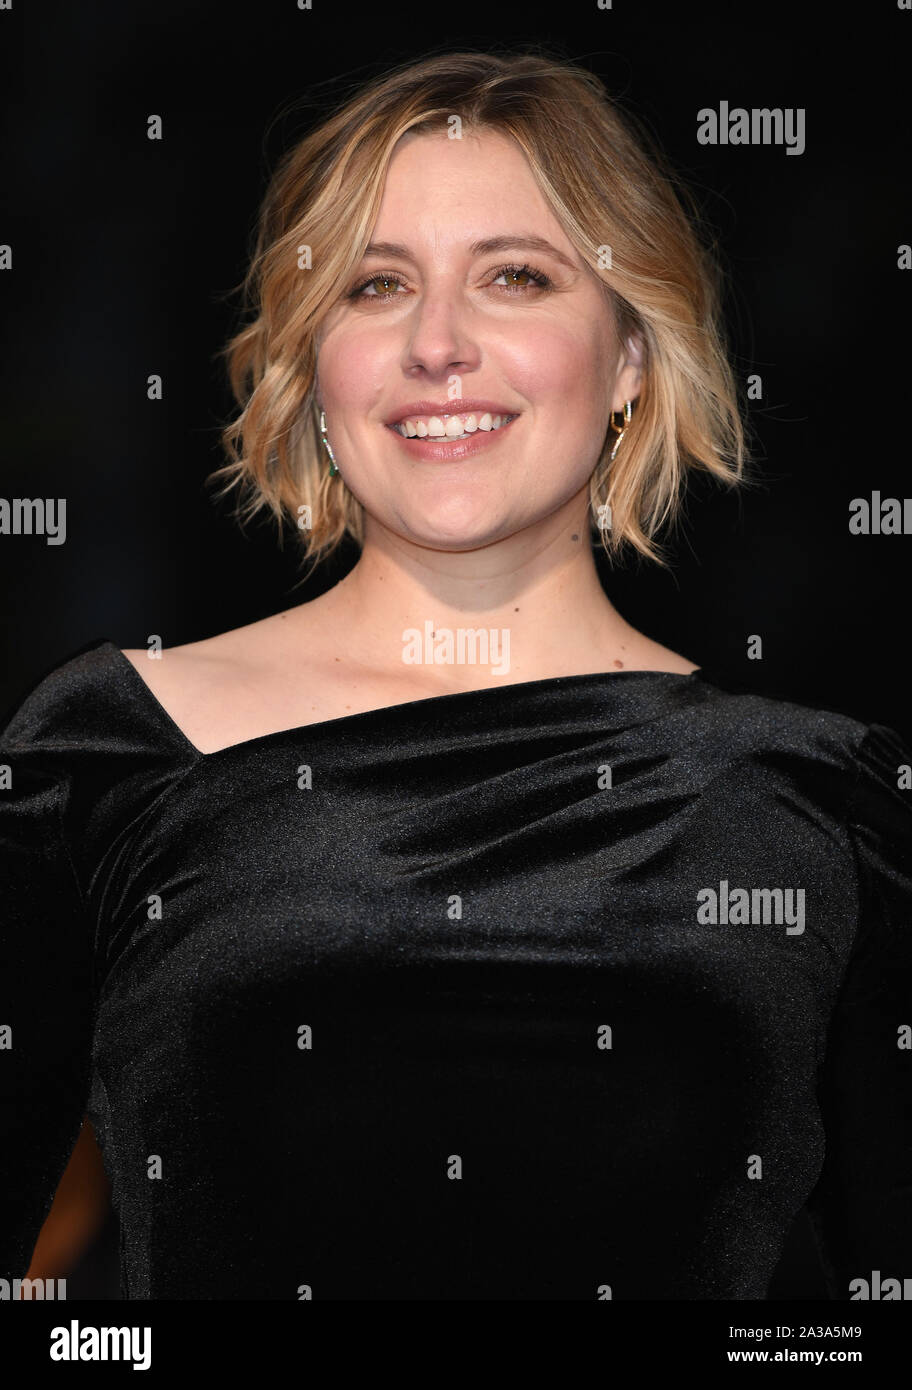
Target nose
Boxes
[400,283,482,380]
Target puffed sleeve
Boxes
[0,692,95,1281]
[805,721,912,1298]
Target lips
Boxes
[384,399,521,428]
[386,412,520,460]
[391,411,518,440]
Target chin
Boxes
[395,511,514,551]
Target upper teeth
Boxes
[392,412,516,439]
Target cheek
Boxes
[499,319,613,419]
[317,327,399,414]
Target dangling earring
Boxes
[609,399,633,462]
[319,409,339,477]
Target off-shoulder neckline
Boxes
[102,638,708,762]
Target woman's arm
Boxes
[805,722,912,1298]
[0,719,95,1282]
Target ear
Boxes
[612,330,645,412]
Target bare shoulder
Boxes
[122,618,265,690]
[617,634,700,676]
[121,602,332,677]
[118,605,330,751]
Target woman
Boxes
[1,52,909,1300]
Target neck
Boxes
[308,498,647,689]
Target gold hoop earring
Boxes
[319,409,339,477]
[609,399,633,462]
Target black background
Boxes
[1,0,909,1300]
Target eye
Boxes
[349,272,407,302]
[488,263,552,292]
[346,261,553,305]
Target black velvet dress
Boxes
[1,637,910,1299]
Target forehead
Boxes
[372,127,573,254]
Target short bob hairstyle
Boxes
[213,50,750,573]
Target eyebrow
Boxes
[360,235,580,271]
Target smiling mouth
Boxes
[388,411,519,442]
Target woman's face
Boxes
[316,127,642,552]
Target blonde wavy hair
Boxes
[212,49,752,575]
